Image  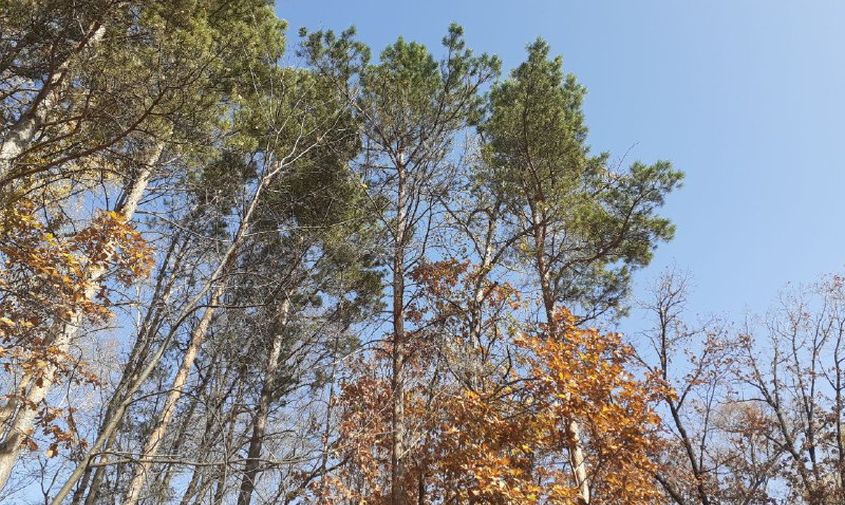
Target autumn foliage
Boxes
[0,198,152,451]
[312,261,667,505]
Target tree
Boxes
[475,38,682,502]
[0,0,110,184]
[0,0,287,492]
[119,61,364,502]
[735,275,845,505]
[303,24,501,505]
[481,39,682,323]
[635,269,780,505]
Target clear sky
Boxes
[276,0,845,320]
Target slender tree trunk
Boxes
[0,24,106,185]
[530,209,591,505]
[52,232,199,505]
[179,375,237,505]
[122,281,226,504]
[77,431,117,505]
[153,367,213,500]
[835,326,845,500]
[190,472,218,505]
[236,297,291,505]
[212,448,231,505]
[72,233,188,505]
[390,156,407,505]
[213,399,242,505]
[0,142,162,491]
[122,160,278,505]
[468,229,495,348]
[51,324,175,505]
[566,420,589,504]
[178,464,205,505]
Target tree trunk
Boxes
[530,208,591,504]
[0,142,162,491]
[0,24,106,185]
[122,160,277,505]
[213,398,243,505]
[153,366,214,500]
[179,375,237,505]
[51,234,204,505]
[236,297,291,505]
[122,282,225,505]
[390,156,407,505]
[178,463,205,505]
[72,233,188,505]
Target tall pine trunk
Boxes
[51,231,200,505]
[122,160,278,504]
[236,297,291,505]
[69,233,189,505]
[530,208,591,504]
[389,157,407,505]
[122,279,227,504]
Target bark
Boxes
[530,206,591,504]
[0,142,162,491]
[390,155,407,505]
[73,233,189,505]
[179,373,240,505]
[178,464,205,505]
[236,297,291,505]
[153,366,214,500]
[53,231,193,505]
[566,419,590,504]
[0,24,106,184]
[122,280,227,505]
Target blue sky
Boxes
[277,0,845,319]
